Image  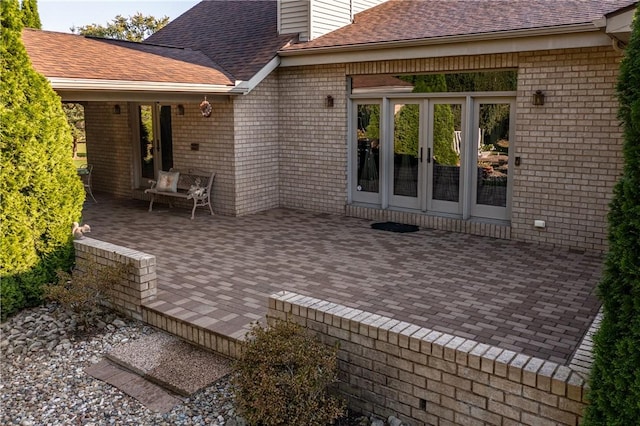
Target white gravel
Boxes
[0,304,237,426]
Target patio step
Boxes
[141,306,247,359]
[86,330,232,412]
[105,331,232,397]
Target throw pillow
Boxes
[156,171,180,192]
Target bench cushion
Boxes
[156,171,180,192]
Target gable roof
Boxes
[281,0,637,53]
[22,29,236,95]
[145,0,295,82]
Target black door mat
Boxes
[371,222,419,233]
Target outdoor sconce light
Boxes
[325,95,334,108]
[532,90,545,106]
[177,104,185,115]
[113,104,121,114]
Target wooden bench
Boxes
[144,169,215,220]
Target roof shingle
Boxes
[282,0,637,52]
[22,29,234,86]
[145,0,295,81]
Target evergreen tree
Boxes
[0,0,84,320]
[583,8,640,425]
[20,0,40,29]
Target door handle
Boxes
[420,148,423,162]
[427,148,431,163]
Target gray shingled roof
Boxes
[22,29,234,86]
[145,0,295,81]
[282,0,637,52]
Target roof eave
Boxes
[278,22,602,56]
[47,77,245,94]
[233,56,281,94]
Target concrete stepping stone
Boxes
[86,331,232,413]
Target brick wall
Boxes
[269,291,588,426]
[74,237,157,320]
[234,74,280,215]
[83,47,623,251]
[84,102,134,198]
[283,48,622,251]
[513,47,623,252]
[278,64,349,214]
[171,101,236,216]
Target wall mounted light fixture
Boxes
[113,104,121,114]
[532,90,545,106]
[177,104,185,115]
[325,95,334,108]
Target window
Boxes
[349,71,516,221]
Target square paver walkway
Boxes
[82,196,603,365]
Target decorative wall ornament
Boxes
[200,96,212,117]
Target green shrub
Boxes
[0,0,84,320]
[44,259,128,326]
[232,320,345,426]
[583,6,640,425]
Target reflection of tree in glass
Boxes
[139,106,154,162]
[363,105,380,141]
[445,71,516,92]
[479,104,510,151]
[396,74,458,164]
[63,103,85,159]
[394,104,419,156]
[433,104,458,165]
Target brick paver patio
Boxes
[82,196,603,365]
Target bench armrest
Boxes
[148,179,158,189]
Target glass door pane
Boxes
[356,104,380,194]
[138,105,155,180]
[159,105,174,172]
[391,102,420,208]
[472,100,513,220]
[431,103,462,206]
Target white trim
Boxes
[47,77,244,94]
[280,29,611,67]
[48,56,280,100]
[233,56,281,94]
[53,90,232,103]
[607,8,635,34]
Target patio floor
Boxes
[81,195,603,365]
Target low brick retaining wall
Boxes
[74,238,157,320]
[268,291,588,426]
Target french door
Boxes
[351,96,514,221]
[390,99,465,214]
[135,104,173,187]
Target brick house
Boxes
[23,0,637,252]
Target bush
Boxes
[44,259,128,326]
[583,6,640,425]
[232,320,345,426]
[0,0,84,320]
